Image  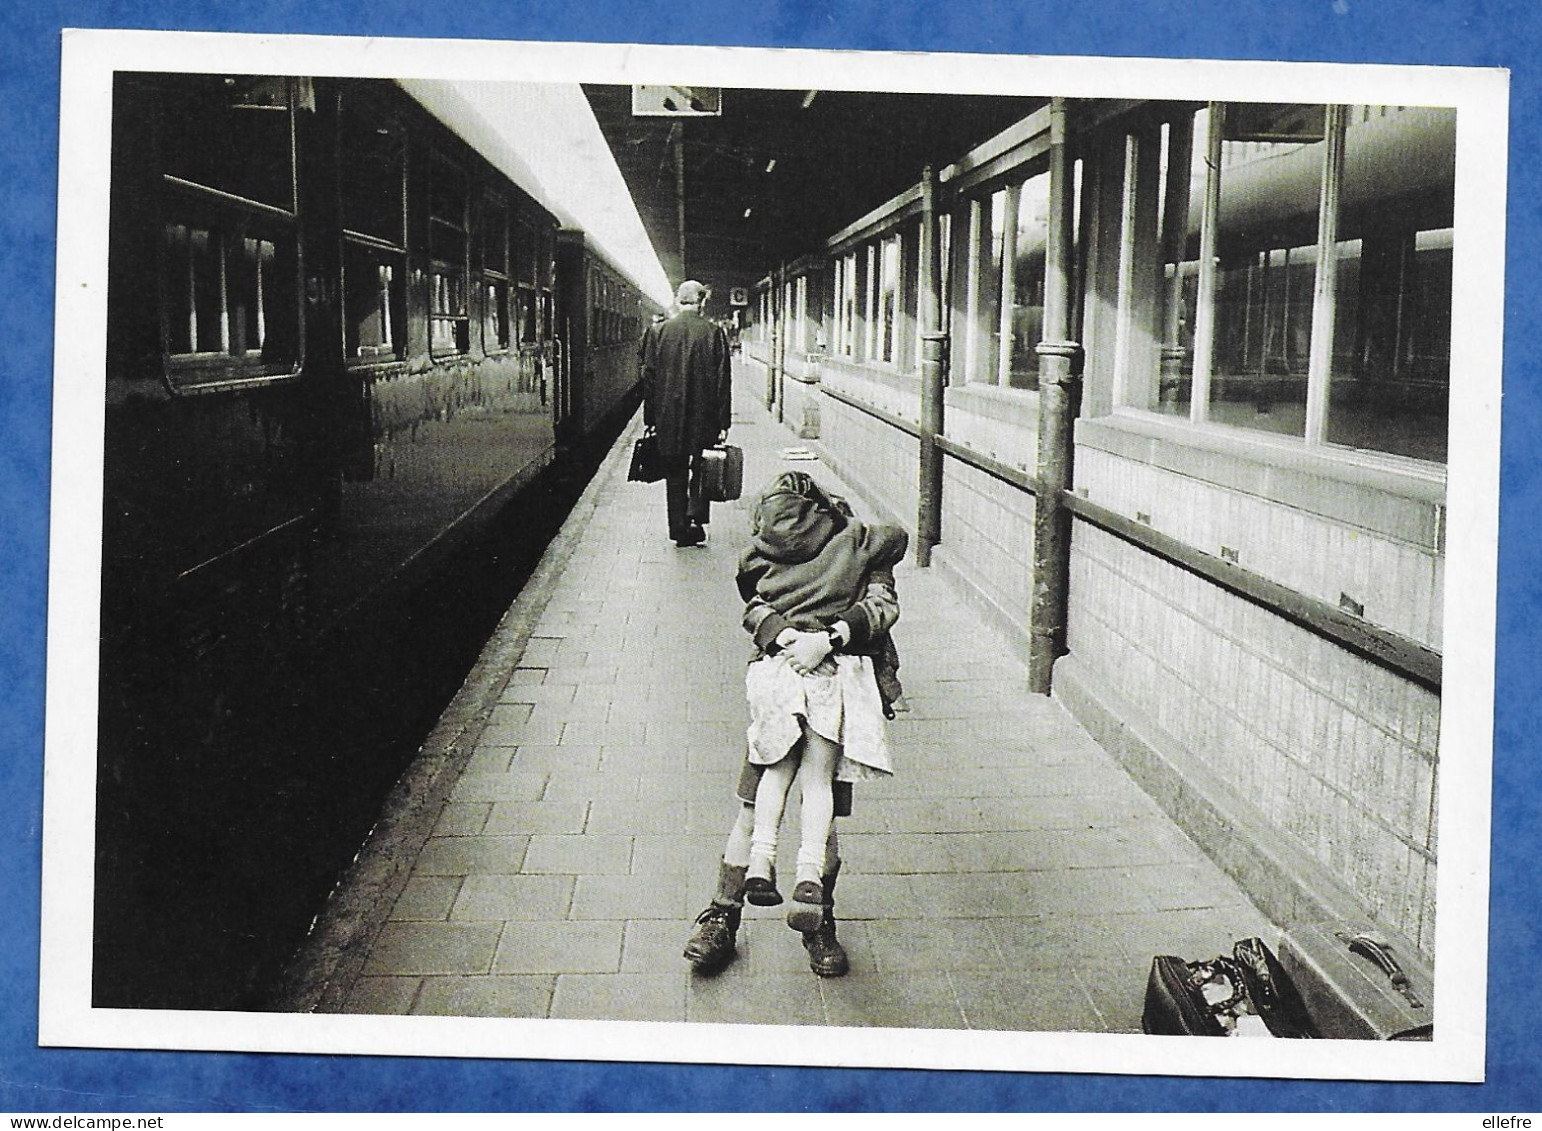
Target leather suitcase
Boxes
[698,444,743,502]
[1279,923,1433,1040]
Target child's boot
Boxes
[801,862,849,978]
[683,861,746,972]
[786,851,827,934]
[744,838,783,906]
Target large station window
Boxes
[1116,102,1455,463]
[156,75,302,386]
[339,93,406,363]
[428,153,470,357]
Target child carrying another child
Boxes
[736,471,907,932]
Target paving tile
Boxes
[951,969,1106,1033]
[864,917,1006,973]
[451,874,575,921]
[483,800,589,836]
[478,716,567,747]
[598,745,688,773]
[549,973,687,1022]
[497,682,577,708]
[543,770,637,802]
[819,969,964,1029]
[521,833,633,875]
[1075,958,1152,1034]
[389,875,464,922]
[362,923,503,976]
[508,744,603,772]
[988,915,1130,971]
[448,772,548,804]
[560,719,648,746]
[687,971,826,1026]
[629,834,721,876]
[833,833,956,874]
[433,802,492,837]
[461,747,516,776]
[585,796,680,836]
[492,920,625,974]
[413,975,556,1018]
[341,976,421,1015]
[635,771,737,804]
[827,874,916,920]
[1109,908,1276,965]
[414,836,529,876]
[621,918,698,974]
[937,830,1070,872]
[570,873,693,921]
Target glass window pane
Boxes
[1008,172,1049,390]
[1326,107,1456,463]
[1206,105,1327,437]
[340,98,405,245]
[159,75,295,212]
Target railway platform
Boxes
[280,359,1275,1032]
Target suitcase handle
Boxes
[1336,932,1425,1010]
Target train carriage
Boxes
[96,71,659,1007]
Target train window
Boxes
[159,75,296,213]
[340,96,406,363]
[1112,103,1454,465]
[155,75,302,384]
[429,154,470,356]
[482,198,512,353]
[515,220,538,345]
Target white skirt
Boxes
[745,653,894,781]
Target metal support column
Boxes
[1029,98,1083,694]
[915,166,947,566]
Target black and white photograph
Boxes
[38,29,1505,1083]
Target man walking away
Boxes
[641,280,732,546]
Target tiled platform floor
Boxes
[323,364,1275,1032]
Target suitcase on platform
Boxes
[698,443,743,502]
[1279,923,1433,1040]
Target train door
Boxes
[552,230,587,446]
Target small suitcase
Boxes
[698,443,744,502]
[1279,923,1433,1040]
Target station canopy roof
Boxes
[400,79,676,308]
[582,85,1046,304]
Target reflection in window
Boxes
[878,235,900,363]
[1117,103,1453,463]
[155,74,300,380]
[340,96,406,363]
[1007,173,1050,390]
[429,155,469,356]
[1205,105,1326,438]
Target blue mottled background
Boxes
[2,0,1535,1114]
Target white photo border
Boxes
[41,28,1507,1083]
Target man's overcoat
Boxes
[642,308,732,461]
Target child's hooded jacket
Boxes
[736,472,908,655]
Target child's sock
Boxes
[747,833,778,882]
[795,847,824,887]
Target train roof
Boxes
[397,79,673,309]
